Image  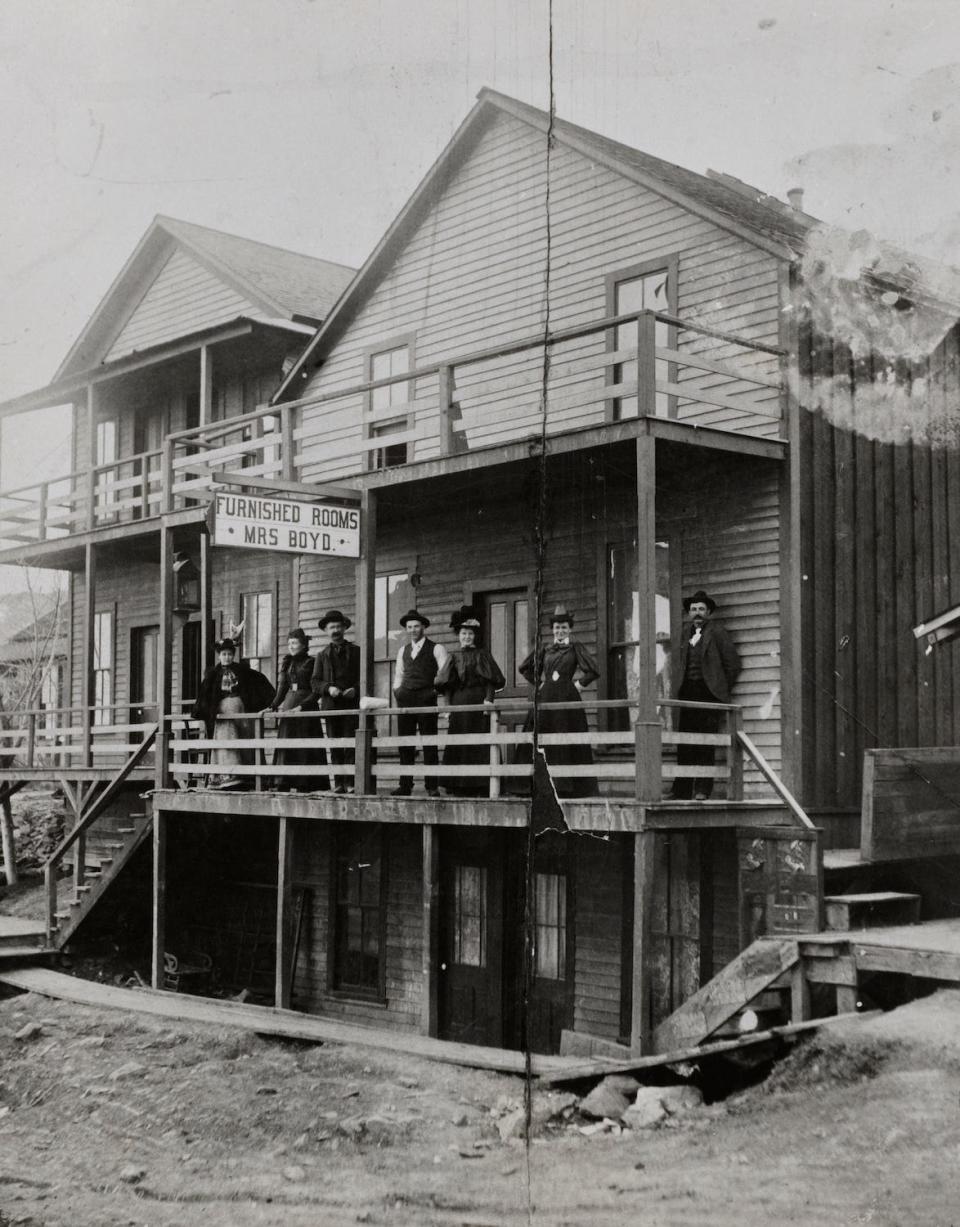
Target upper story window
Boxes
[368,342,412,469]
[606,537,675,730]
[373,571,415,724]
[93,608,114,726]
[241,590,275,681]
[608,258,677,419]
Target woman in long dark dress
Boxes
[269,628,329,792]
[192,639,275,789]
[518,604,600,798]
[435,607,505,796]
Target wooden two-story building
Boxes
[3,90,960,1056]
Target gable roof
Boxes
[56,217,356,381]
[275,88,960,401]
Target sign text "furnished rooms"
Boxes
[211,493,360,558]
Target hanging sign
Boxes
[210,492,360,557]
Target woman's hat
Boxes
[287,627,311,645]
[682,589,717,613]
[549,603,575,627]
[318,610,352,630]
[399,609,430,628]
[214,637,237,653]
[450,604,481,632]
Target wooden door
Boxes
[437,830,504,1047]
[130,625,160,726]
[476,588,530,701]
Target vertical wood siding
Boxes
[105,248,263,364]
[799,322,960,812]
[572,832,625,1039]
[295,111,784,481]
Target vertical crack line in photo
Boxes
[524,0,557,1203]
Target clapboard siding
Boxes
[106,248,263,363]
[291,821,423,1030]
[799,322,960,810]
[296,111,784,481]
[573,834,625,1039]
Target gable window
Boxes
[241,590,275,680]
[93,609,114,726]
[368,342,412,469]
[608,258,677,419]
[333,825,385,998]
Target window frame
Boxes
[597,531,682,736]
[239,586,277,681]
[329,824,388,1002]
[92,606,115,726]
[604,255,679,422]
[363,334,416,471]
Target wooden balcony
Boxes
[0,310,786,558]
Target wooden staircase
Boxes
[43,728,157,947]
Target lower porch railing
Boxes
[163,697,787,806]
[0,703,157,772]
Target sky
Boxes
[0,0,959,502]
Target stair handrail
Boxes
[44,724,158,939]
[737,729,815,830]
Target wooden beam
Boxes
[152,808,167,990]
[634,434,661,802]
[630,830,656,1053]
[199,344,212,427]
[209,471,361,503]
[200,527,212,680]
[81,542,96,769]
[156,524,175,790]
[275,817,294,1009]
[421,826,439,1036]
[356,488,377,700]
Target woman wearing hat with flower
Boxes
[670,590,740,800]
[192,637,275,789]
[519,604,599,797]
[268,628,328,792]
[435,606,506,796]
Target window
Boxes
[241,590,275,679]
[453,865,487,967]
[93,609,114,726]
[369,344,412,468]
[333,826,385,996]
[95,419,119,514]
[40,662,64,731]
[606,539,674,730]
[373,571,415,709]
[534,872,567,981]
[609,261,675,419]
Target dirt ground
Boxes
[2,984,960,1227]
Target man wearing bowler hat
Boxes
[392,610,449,797]
[671,590,740,800]
[313,610,362,794]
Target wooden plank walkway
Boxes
[0,967,579,1078]
[801,917,960,981]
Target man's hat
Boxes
[287,627,311,645]
[399,609,430,628]
[549,603,575,627]
[450,605,481,633]
[682,589,717,613]
[214,637,238,653]
[318,610,352,630]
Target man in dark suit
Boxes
[392,609,448,797]
[313,610,361,794]
[671,590,741,800]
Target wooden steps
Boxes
[824,891,921,932]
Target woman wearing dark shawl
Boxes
[518,604,599,798]
[435,606,506,796]
[191,638,275,789]
[268,628,329,792]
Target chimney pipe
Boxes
[787,187,805,212]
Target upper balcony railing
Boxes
[0,310,785,549]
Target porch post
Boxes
[81,542,96,768]
[151,807,167,989]
[275,816,294,1008]
[355,488,377,794]
[634,432,662,801]
[85,383,98,531]
[199,343,213,427]
[199,527,212,675]
[630,829,656,1053]
[156,524,175,790]
[421,825,439,1035]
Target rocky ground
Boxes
[2,984,960,1226]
